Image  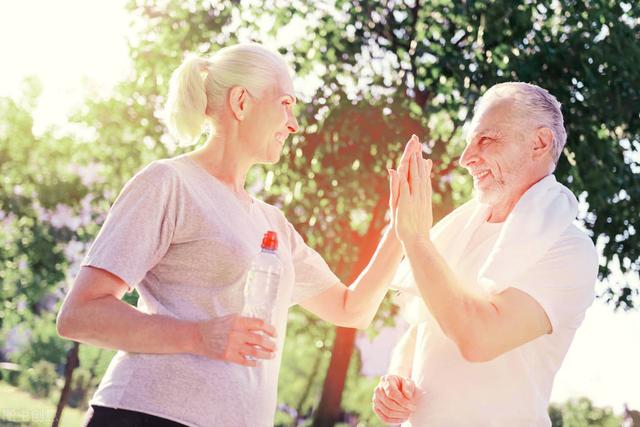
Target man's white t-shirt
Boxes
[404,220,598,427]
[82,155,340,427]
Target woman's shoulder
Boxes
[116,158,185,202]
[130,157,184,185]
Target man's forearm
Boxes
[388,324,417,377]
[343,229,403,326]
[57,296,198,355]
[402,236,496,350]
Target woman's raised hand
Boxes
[389,135,422,223]
[389,137,434,244]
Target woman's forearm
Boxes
[343,228,404,327]
[57,296,198,355]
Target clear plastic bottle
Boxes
[242,230,282,324]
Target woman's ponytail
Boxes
[163,57,210,145]
[163,44,291,146]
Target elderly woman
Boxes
[56,43,420,427]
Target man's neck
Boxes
[487,174,551,223]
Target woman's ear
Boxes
[532,127,554,160]
[228,86,249,121]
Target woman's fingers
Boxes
[239,344,275,360]
[388,168,400,209]
[398,135,420,181]
[240,316,277,337]
[398,141,411,178]
[242,332,276,352]
[397,170,410,208]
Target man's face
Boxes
[460,98,535,206]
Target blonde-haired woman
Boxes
[57,43,421,426]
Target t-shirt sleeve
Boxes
[81,162,180,291]
[481,232,598,333]
[286,222,341,306]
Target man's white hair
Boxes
[475,82,567,166]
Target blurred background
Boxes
[0,0,639,426]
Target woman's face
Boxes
[240,71,299,164]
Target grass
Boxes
[0,383,86,427]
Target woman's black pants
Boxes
[83,405,188,427]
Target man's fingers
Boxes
[373,392,412,419]
[418,153,427,182]
[425,159,433,196]
[375,387,410,413]
[372,405,408,425]
[379,381,417,411]
[409,153,420,194]
[400,377,416,401]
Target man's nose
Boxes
[460,143,477,168]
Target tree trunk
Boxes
[295,330,328,421]
[52,342,80,427]
[312,195,388,427]
[312,327,357,427]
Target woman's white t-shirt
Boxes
[82,155,340,427]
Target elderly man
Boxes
[373,82,598,426]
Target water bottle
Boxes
[242,231,282,324]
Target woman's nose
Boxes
[287,114,299,134]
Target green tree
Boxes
[549,397,622,427]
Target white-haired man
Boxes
[373,82,598,426]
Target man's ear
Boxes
[228,86,249,121]
[532,127,554,160]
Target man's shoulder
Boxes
[554,223,597,259]
[538,223,598,284]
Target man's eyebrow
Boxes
[475,128,501,139]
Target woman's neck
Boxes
[188,133,252,194]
